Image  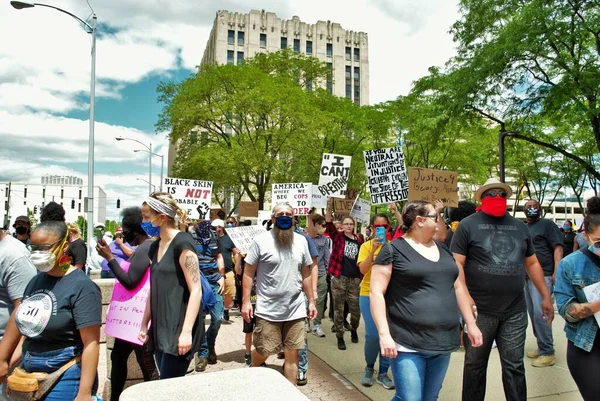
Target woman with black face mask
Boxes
[96,207,159,400]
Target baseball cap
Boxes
[14,216,30,225]
[211,219,225,228]
[94,222,105,228]
[104,231,113,238]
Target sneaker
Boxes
[526,350,539,359]
[195,356,208,372]
[297,371,308,386]
[207,347,217,364]
[361,367,375,387]
[532,354,556,367]
[337,338,347,350]
[351,330,359,343]
[244,353,251,368]
[312,325,326,338]
[277,351,285,359]
[305,320,311,333]
[223,309,230,323]
[376,374,395,390]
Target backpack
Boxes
[199,270,217,314]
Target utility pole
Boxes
[4,182,11,228]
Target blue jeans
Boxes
[100,270,115,279]
[298,294,309,374]
[390,351,451,401]
[198,280,223,358]
[22,345,98,401]
[463,311,528,401]
[524,277,554,355]
[154,350,190,379]
[359,295,390,375]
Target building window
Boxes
[354,86,360,105]
[345,65,351,79]
[354,66,360,83]
[326,43,333,57]
[228,30,235,44]
[227,50,234,65]
[294,38,300,52]
[78,203,81,213]
[345,65,352,99]
[78,189,82,199]
[326,62,333,94]
[306,80,313,91]
[237,51,244,65]
[354,48,360,61]
[60,189,64,199]
[237,31,245,45]
[281,37,287,49]
[260,33,267,48]
[345,46,351,60]
[24,188,27,198]
[306,40,312,54]
[42,188,45,198]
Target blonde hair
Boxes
[144,192,188,228]
[67,222,81,237]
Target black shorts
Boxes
[243,305,256,334]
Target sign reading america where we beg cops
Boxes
[271,183,312,216]
[363,147,408,205]
[318,153,352,198]
[164,177,213,220]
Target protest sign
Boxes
[258,210,272,224]
[408,167,459,207]
[317,153,351,198]
[227,225,268,255]
[351,198,372,225]
[164,177,213,220]
[271,183,312,215]
[105,262,149,345]
[239,201,259,217]
[334,198,356,221]
[363,147,408,205]
[312,185,328,209]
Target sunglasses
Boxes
[482,190,508,199]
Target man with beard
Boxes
[11,216,31,246]
[242,203,317,385]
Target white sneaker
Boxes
[312,325,325,337]
[305,321,311,333]
[492,340,497,349]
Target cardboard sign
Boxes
[351,198,372,225]
[239,201,259,217]
[363,147,408,205]
[210,208,226,221]
[408,167,459,207]
[312,185,328,209]
[105,262,149,345]
[317,153,351,198]
[164,177,213,220]
[226,225,268,255]
[271,183,312,215]
[334,198,355,221]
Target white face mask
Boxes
[29,251,56,272]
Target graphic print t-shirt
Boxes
[15,269,102,353]
[450,212,535,317]
[341,236,360,278]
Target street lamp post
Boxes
[116,137,152,194]
[11,1,97,260]
[134,149,164,192]
[499,131,517,183]
[136,178,156,192]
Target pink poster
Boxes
[104,261,150,345]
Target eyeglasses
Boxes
[343,222,354,226]
[27,238,63,252]
[421,214,439,223]
[275,212,293,217]
[482,190,508,199]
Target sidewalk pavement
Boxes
[99,310,582,401]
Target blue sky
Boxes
[0,0,459,220]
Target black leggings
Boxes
[111,338,159,400]
[567,336,600,401]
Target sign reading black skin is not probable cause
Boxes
[163,177,213,220]
[363,147,409,205]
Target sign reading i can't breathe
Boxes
[363,147,408,205]
[271,183,312,215]
[318,153,352,198]
[164,177,213,220]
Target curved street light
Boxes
[136,178,156,192]
[11,1,97,259]
[116,137,152,195]
[134,149,164,192]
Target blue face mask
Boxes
[563,225,571,231]
[227,223,234,228]
[275,216,293,230]
[141,221,161,237]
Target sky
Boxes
[0,0,460,220]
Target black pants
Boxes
[111,338,159,400]
[567,335,600,401]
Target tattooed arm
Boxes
[566,301,600,322]
[176,249,202,355]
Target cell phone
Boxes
[375,226,387,244]
[95,228,104,243]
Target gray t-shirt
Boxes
[245,231,312,322]
[0,236,37,339]
[312,234,331,276]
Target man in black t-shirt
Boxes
[450,178,554,401]
[212,219,237,322]
[523,200,563,368]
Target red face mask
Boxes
[480,196,507,217]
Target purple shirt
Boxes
[101,241,137,272]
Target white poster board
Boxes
[312,185,328,209]
[317,153,351,198]
[226,225,267,255]
[583,282,600,327]
[351,198,372,225]
[258,210,272,225]
[271,183,312,215]
[164,177,213,220]
[363,147,408,205]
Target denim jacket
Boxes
[554,250,600,352]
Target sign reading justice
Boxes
[407,167,459,207]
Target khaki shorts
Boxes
[253,317,305,356]
[223,271,236,297]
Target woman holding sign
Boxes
[97,207,159,400]
[137,193,204,379]
[555,196,600,401]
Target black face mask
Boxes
[15,226,28,236]
[123,229,136,244]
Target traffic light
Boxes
[116,199,121,209]
[71,199,75,209]
[33,206,38,214]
